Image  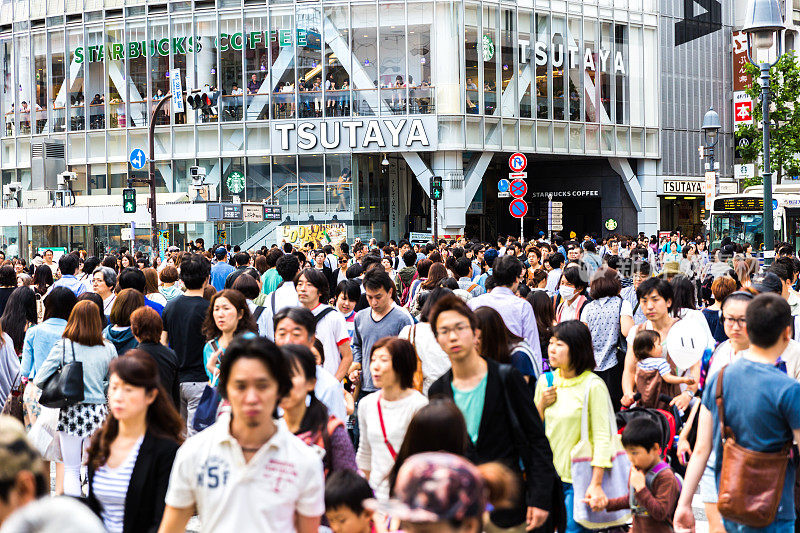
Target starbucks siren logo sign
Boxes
[227,171,245,194]
[482,35,495,62]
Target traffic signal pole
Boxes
[147,95,171,254]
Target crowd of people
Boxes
[0,231,798,533]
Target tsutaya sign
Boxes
[271,116,438,154]
[519,39,627,74]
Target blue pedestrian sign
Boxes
[129,148,146,170]
[498,179,510,192]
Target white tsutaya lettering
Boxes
[296,122,317,150]
[341,121,362,148]
[362,121,386,148]
[320,122,340,149]
[406,119,429,147]
[614,51,626,74]
[599,49,611,72]
[552,44,564,68]
[534,41,548,66]
[584,48,595,71]
[384,119,406,147]
[274,123,295,150]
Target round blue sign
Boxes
[773,199,779,210]
[129,148,146,170]
[498,179,510,193]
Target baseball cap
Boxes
[0,415,44,483]
[365,453,487,523]
[753,271,783,294]
[214,247,227,260]
[483,248,499,263]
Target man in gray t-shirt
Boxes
[350,268,413,396]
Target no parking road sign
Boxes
[510,179,527,198]
[509,198,528,218]
[509,153,527,172]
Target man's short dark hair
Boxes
[548,252,565,270]
[234,252,250,267]
[273,306,317,336]
[295,268,329,304]
[360,252,381,272]
[217,336,291,404]
[583,240,596,253]
[562,265,589,290]
[746,293,792,348]
[117,267,146,293]
[325,469,374,514]
[770,257,794,283]
[276,254,301,282]
[180,253,211,290]
[492,255,523,287]
[266,247,283,268]
[636,276,673,304]
[362,267,395,297]
[215,247,227,260]
[0,265,15,287]
[402,250,417,268]
[334,280,362,303]
[58,253,79,276]
[453,256,472,278]
[345,263,364,279]
[621,417,663,451]
[231,273,260,300]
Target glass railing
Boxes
[298,91,323,118]
[271,91,295,119]
[409,86,434,114]
[352,88,378,116]
[52,106,66,132]
[69,107,85,131]
[269,179,352,214]
[89,103,106,129]
[324,90,350,117]
[220,94,244,121]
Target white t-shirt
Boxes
[398,323,452,395]
[165,414,325,533]
[356,390,428,499]
[311,304,351,378]
[315,366,347,421]
[262,281,301,341]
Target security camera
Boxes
[57,171,78,186]
[3,182,21,197]
[190,166,206,186]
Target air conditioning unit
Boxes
[22,190,51,208]
[30,140,66,190]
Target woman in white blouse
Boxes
[356,337,428,499]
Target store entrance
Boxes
[660,196,704,238]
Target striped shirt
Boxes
[92,436,144,533]
[637,357,671,376]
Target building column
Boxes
[636,159,659,235]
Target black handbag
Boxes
[38,339,84,409]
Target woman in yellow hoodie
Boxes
[534,320,613,533]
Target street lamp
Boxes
[701,106,721,198]
[743,0,784,264]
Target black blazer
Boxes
[429,359,557,519]
[88,431,180,533]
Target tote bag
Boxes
[38,340,84,409]
[570,375,632,529]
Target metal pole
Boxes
[520,214,524,242]
[761,63,774,265]
[433,199,438,245]
[149,94,172,257]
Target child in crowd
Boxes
[335,280,361,341]
[325,470,375,533]
[604,417,682,533]
[632,330,694,409]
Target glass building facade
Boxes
[0,0,660,248]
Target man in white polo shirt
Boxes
[295,267,352,380]
[158,336,324,533]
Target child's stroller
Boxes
[616,394,686,475]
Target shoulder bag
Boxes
[376,393,397,460]
[570,375,632,529]
[614,296,627,364]
[193,340,222,432]
[715,366,791,528]
[1,371,25,422]
[38,339,84,409]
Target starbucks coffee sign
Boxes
[272,116,438,154]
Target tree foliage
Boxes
[735,54,800,186]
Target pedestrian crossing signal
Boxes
[430,176,443,201]
[123,188,136,213]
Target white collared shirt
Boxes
[165,414,325,533]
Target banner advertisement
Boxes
[278,223,347,248]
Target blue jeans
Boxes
[724,519,794,533]
[562,482,591,533]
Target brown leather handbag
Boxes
[715,365,792,528]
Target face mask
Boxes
[559,286,576,301]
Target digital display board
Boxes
[713,197,763,211]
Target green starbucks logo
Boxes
[482,35,495,62]
[605,218,618,231]
[227,171,245,194]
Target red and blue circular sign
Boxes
[509,152,527,172]
[510,179,527,198]
[509,198,528,218]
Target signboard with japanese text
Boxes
[242,203,264,222]
[734,92,752,125]
[732,31,751,92]
[278,223,347,248]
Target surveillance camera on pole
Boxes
[57,171,77,187]
[189,166,208,203]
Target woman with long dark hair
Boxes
[527,289,556,367]
[410,263,448,319]
[1,286,37,354]
[201,289,257,381]
[386,398,469,493]
[103,288,144,356]
[280,344,356,477]
[474,306,539,388]
[0,264,17,315]
[33,264,54,297]
[86,349,183,533]
[34,300,118,496]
